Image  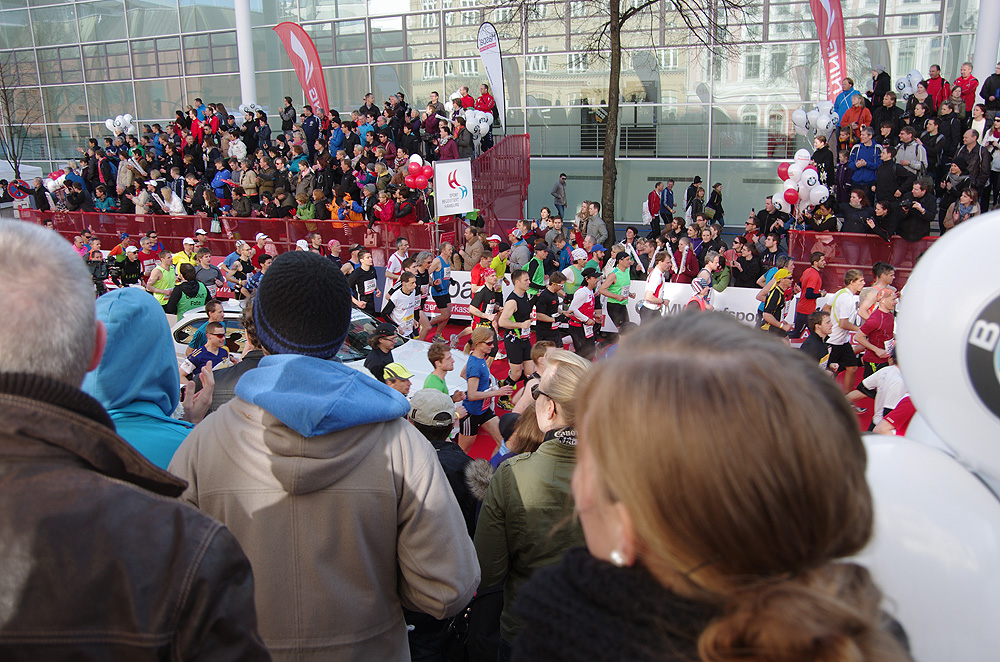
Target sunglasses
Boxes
[210,333,226,338]
[480,340,495,346]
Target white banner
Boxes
[433,158,475,216]
[477,22,505,133]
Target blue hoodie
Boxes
[82,288,193,469]
[234,354,410,438]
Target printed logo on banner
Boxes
[434,159,475,215]
[447,171,468,199]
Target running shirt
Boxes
[424,372,449,394]
[606,267,630,306]
[180,345,230,379]
[561,265,583,295]
[569,286,596,328]
[385,284,416,335]
[526,256,545,295]
[490,255,508,281]
[471,286,503,327]
[795,266,823,315]
[195,264,222,297]
[462,354,492,416]
[431,255,451,297]
[643,267,667,311]
[504,290,533,339]
[150,265,175,305]
[859,365,906,425]
[415,269,430,310]
[535,288,561,333]
[137,249,157,277]
[760,287,786,332]
[470,262,488,290]
[348,266,378,309]
[799,332,831,369]
[859,307,895,364]
[386,250,406,285]
[828,288,859,345]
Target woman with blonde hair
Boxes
[513,313,911,662]
[474,349,592,662]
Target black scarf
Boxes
[512,547,717,662]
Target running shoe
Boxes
[852,405,867,414]
[449,334,461,349]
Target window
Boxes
[529,3,548,18]
[770,50,787,77]
[663,90,678,105]
[132,37,182,79]
[900,14,919,28]
[423,60,439,79]
[741,106,759,124]
[566,53,589,73]
[494,6,513,21]
[36,46,83,85]
[570,1,586,17]
[744,48,761,79]
[658,49,680,70]
[459,56,479,75]
[182,32,238,75]
[460,0,478,24]
[421,10,439,27]
[82,42,131,82]
[527,46,549,72]
[897,39,916,74]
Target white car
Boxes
[170,303,468,393]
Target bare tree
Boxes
[0,51,42,181]
[494,0,752,242]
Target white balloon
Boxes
[408,153,424,166]
[817,100,834,113]
[806,109,820,127]
[855,434,1000,662]
[801,167,819,188]
[783,179,799,191]
[444,101,454,114]
[105,118,116,132]
[809,184,830,205]
[895,212,1000,487]
[123,113,133,124]
[796,198,811,212]
[786,162,803,182]
[794,148,811,164]
[772,191,789,212]
[895,77,909,92]
[828,111,840,126]
[792,108,808,127]
[794,125,809,137]
[907,68,923,85]
[815,114,836,137]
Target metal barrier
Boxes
[786,230,937,291]
[18,208,458,267]
[470,134,530,238]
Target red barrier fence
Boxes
[18,208,459,267]
[470,134,529,238]
[787,230,937,291]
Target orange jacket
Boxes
[840,106,872,140]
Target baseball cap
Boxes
[296,239,309,251]
[774,268,793,281]
[498,412,520,440]
[582,267,600,279]
[615,252,631,263]
[349,243,361,252]
[571,248,588,260]
[195,228,207,235]
[182,237,195,245]
[255,232,269,241]
[235,239,248,248]
[383,362,414,382]
[125,245,138,253]
[591,244,606,253]
[372,322,397,339]
[511,228,522,239]
[487,234,502,242]
[409,389,456,426]
[119,232,129,240]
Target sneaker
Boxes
[496,351,506,360]
[449,334,461,349]
[497,395,514,411]
[852,405,867,414]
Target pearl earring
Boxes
[609,549,626,567]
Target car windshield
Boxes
[174,309,405,363]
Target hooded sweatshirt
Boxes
[169,354,480,662]
[82,288,193,469]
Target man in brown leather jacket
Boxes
[0,221,269,661]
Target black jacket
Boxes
[874,160,915,202]
[980,73,1000,111]
[897,191,937,241]
[0,373,269,661]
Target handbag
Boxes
[704,207,716,220]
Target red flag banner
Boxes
[809,0,847,102]
[272,22,330,114]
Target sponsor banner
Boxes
[477,22,506,132]
[273,22,330,115]
[809,0,848,101]
[433,159,475,216]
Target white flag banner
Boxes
[433,158,475,216]
[477,22,505,133]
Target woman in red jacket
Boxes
[394,186,420,225]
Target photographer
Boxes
[894,179,937,264]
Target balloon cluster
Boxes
[774,148,830,213]
[403,153,433,190]
[238,102,262,116]
[894,69,925,100]
[443,89,462,116]
[791,101,839,139]
[104,114,137,136]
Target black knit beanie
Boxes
[253,251,351,359]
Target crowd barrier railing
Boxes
[471,134,529,238]
[19,208,459,267]
[786,230,937,291]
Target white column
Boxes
[235,0,257,106]
[973,0,1000,103]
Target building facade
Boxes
[0,0,993,219]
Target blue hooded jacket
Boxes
[82,288,193,469]
[234,354,411,438]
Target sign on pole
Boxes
[477,22,506,132]
[433,158,475,216]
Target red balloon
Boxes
[404,175,416,188]
[777,162,791,181]
[783,188,799,204]
[422,165,434,179]
[415,175,428,189]
[408,162,422,175]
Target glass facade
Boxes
[0,0,994,219]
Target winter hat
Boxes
[253,251,351,359]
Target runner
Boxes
[534,271,567,344]
[381,271,418,337]
[560,248,588,296]
[793,252,827,338]
[859,261,896,321]
[760,268,795,341]
[413,251,434,339]
[640,250,671,323]
[347,249,380,311]
[497,270,535,410]
[799,310,836,373]
[826,269,866,394]
[567,267,601,360]
[847,351,905,430]
[466,267,503,364]
[856,286,897,377]
[525,241,548,298]
[599,252,635,330]
[688,250,719,311]
[424,242,454,342]
[457,327,513,453]
[384,237,408,305]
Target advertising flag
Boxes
[477,22,505,132]
[273,22,330,114]
[809,0,848,101]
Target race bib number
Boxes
[364,279,376,295]
[180,358,196,375]
[443,266,451,280]
[622,285,629,299]
[486,302,498,316]
[584,324,594,338]
[421,284,429,297]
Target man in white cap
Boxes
[116,245,144,287]
[172,237,197,267]
[194,228,208,251]
[252,232,270,268]
[486,234,501,256]
[561,247,589,296]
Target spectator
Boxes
[169,251,478,660]
[869,65,892,108]
[0,222,267,660]
[926,64,952,108]
[841,93,872,141]
[944,186,981,229]
[848,126,880,189]
[550,173,567,218]
[953,61,979,113]
[982,62,1000,119]
[834,77,861,121]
